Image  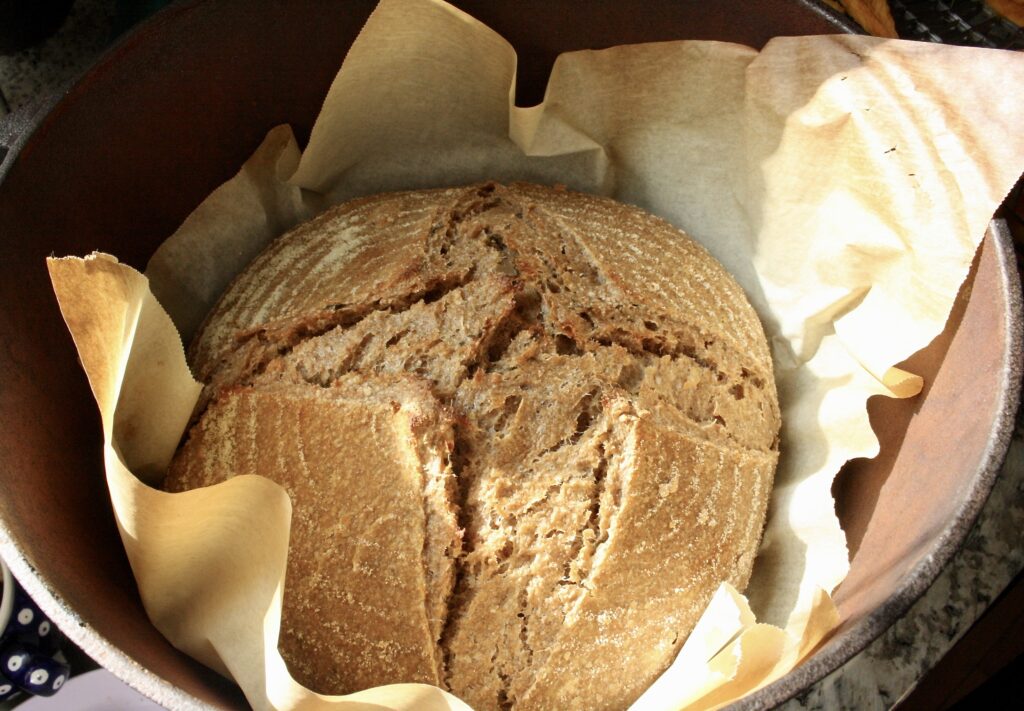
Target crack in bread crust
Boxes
[166,182,781,711]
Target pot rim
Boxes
[738,218,1024,709]
[0,5,231,708]
[1,555,14,633]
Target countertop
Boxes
[2,1,1022,709]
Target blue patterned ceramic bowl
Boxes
[0,558,69,702]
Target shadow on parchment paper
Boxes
[833,244,977,562]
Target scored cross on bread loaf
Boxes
[164,182,781,711]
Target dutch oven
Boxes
[0,1,1020,708]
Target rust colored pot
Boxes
[0,1,1019,709]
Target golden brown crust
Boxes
[515,415,777,710]
[166,182,780,709]
[165,375,458,691]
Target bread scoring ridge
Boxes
[165,182,780,711]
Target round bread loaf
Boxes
[164,182,781,711]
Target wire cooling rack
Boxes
[889,0,1024,49]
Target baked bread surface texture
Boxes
[164,182,781,711]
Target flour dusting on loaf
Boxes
[164,182,781,711]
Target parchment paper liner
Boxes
[46,0,1024,708]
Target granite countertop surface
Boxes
[1,1,1022,709]
[788,428,1024,709]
